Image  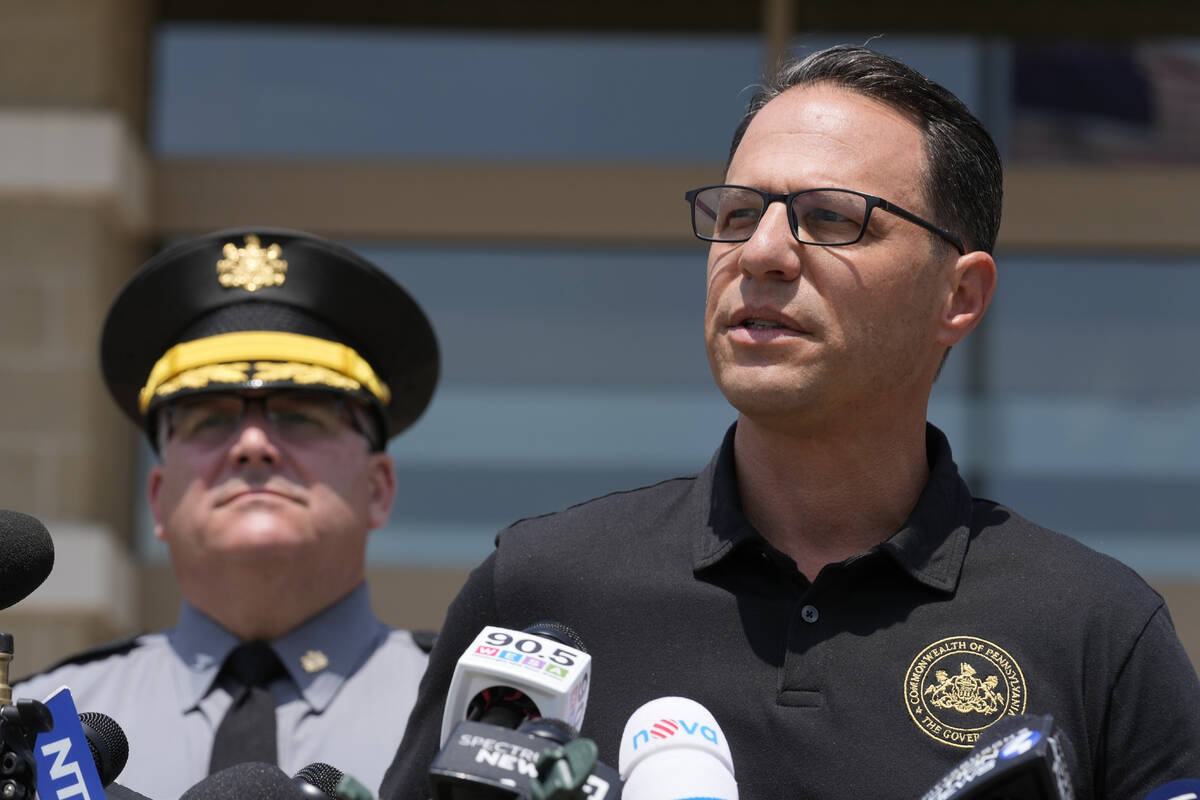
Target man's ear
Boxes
[147,465,168,542]
[937,250,997,348]
[366,453,398,530]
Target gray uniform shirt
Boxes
[16,584,428,799]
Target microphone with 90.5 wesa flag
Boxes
[918,713,1076,800]
[618,696,738,800]
[1144,779,1200,800]
[430,623,619,799]
[0,509,55,612]
[439,623,591,744]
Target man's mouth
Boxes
[741,318,790,330]
[219,485,302,506]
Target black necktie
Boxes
[208,641,287,773]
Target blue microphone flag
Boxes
[35,686,108,800]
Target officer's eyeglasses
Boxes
[161,391,375,449]
[685,185,966,255]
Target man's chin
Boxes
[206,514,315,557]
[717,369,820,414]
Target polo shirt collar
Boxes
[169,583,387,714]
[876,424,974,593]
[692,422,973,594]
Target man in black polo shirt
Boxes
[381,46,1200,799]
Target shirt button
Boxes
[801,605,819,623]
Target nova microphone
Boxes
[918,714,1076,800]
[618,696,737,800]
[180,761,308,799]
[1145,780,1200,800]
[0,509,55,611]
[440,623,591,744]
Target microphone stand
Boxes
[0,632,54,800]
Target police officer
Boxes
[18,228,439,798]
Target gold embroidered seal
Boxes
[905,635,1027,748]
[216,234,287,292]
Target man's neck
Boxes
[180,566,363,641]
[732,412,931,582]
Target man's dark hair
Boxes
[728,45,1003,255]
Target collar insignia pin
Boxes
[299,650,329,674]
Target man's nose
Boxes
[736,201,803,282]
[228,408,280,466]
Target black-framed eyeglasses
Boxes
[685,185,966,255]
[161,390,377,449]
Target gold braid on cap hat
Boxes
[137,330,391,413]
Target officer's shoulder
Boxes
[15,633,151,684]
[373,628,436,660]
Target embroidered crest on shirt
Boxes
[904,636,1027,748]
[216,234,288,292]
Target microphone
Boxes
[0,509,55,611]
[439,622,591,744]
[180,762,308,799]
[428,716,619,800]
[618,696,737,800]
[80,711,130,787]
[105,783,154,800]
[76,710,151,799]
[293,761,377,800]
[1145,780,1200,800]
[34,686,110,800]
[918,713,1076,800]
[430,622,619,799]
[0,696,52,800]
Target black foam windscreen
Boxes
[181,762,307,799]
[0,510,54,610]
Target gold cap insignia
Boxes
[299,649,330,674]
[216,234,287,292]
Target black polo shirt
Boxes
[382,423,1200,800]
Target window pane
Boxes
[1011,40,1200,163]
[947,253,1200,575]
[360,244,732,565]
[152,26,763,160]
